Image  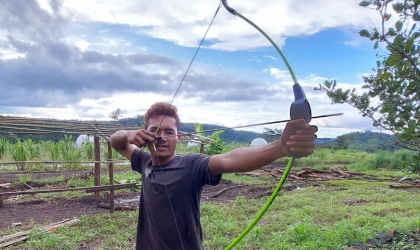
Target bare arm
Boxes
[208,119,318,176]
[110,129,157,160]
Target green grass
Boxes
[24,212,138,250]
[2,148,420,249]
[200,178,420,250]
[222,173,272,185]
[10,169,140,201]
[6,171,420,250]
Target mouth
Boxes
[155,144,168,150]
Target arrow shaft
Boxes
[156,113,343,140]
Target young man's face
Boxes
[146,115,181,165]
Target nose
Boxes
[155,136,168,142]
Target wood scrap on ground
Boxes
[246,166,359,181]
[98,203,137,211]
[0,218,79,248]
[389,184,420,189]
[0,183,11,189]
[331,167,352,178]
[209,185,246,198]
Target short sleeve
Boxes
[131,148,151,174]
[185,154,221,187]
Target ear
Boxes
[177,131,182,143]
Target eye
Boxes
[165,130,175,135]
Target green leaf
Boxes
[359,1,371,7]
[195,123,204,133]
[386,55,399,66]
[413,12,420,21]
[374,42,378,49]
[324,80,331,89]
[395,20,403,31]
[392,3,404,12]
[406,37,415,51]
[359,29,371,38]
[387,27,396,36]
[210,130,224,142]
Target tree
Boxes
[334,134,355,150]
[109,108,122,121]
[316,0,419,172]
[263,127,283,142]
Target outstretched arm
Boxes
[208,119,317,176]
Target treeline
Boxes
[0,116,401,152]
[0,133,78,143]
[318,130,400,152]
[0,116,262,144]
[119,116,262,143]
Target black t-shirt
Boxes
[131,149,221,250]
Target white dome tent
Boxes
[75,134,94,147]
[250,138,267,147]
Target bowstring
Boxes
[150,2,223,249]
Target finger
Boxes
[143,130,158,138]
[289,148,315,158]
[133,137,146,147]
[137,130,157,144]
[295,125,318,135]
[288,134,317,144]
[286,141,315,149]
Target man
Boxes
[110,102,318,250]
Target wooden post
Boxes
[94,135,101,202]
[200,143,205,154]
[107,141,115,213]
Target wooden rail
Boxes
[0,183,139,196]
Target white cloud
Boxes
[56,0,380,51]
[1,0,385,139]
[75,40,90,51]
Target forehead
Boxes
[147,115,177,129]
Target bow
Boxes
[221,1,312,249]
[151,1,330,249]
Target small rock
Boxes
[352,242,366,250]
[399,176,408,182]
[12,222,22,227]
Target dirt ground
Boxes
[0,164,313,230]
[1,164,419,250]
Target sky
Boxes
[0,0,392,138]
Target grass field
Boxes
[1,144,419,249]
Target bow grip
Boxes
[290,83,312,123]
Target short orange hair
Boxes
[144,102,180,130]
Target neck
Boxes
[151,153,176,166]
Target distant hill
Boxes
[0,116,401,152]
[118,116,263,143]
[317,130,400,152]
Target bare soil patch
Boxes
[0,164,418,233]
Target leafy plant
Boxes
[11,139,27,170]
[24,139,41,160]
[195,123,225,155]
[58,135,81,169]
[315,0,420,172]
[263,127,282,142]
[81,136,94,160]
[0,138,9,159]
[44,141,60,169]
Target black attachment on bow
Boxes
[290,83,312,123]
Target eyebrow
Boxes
[148,126,176,132]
